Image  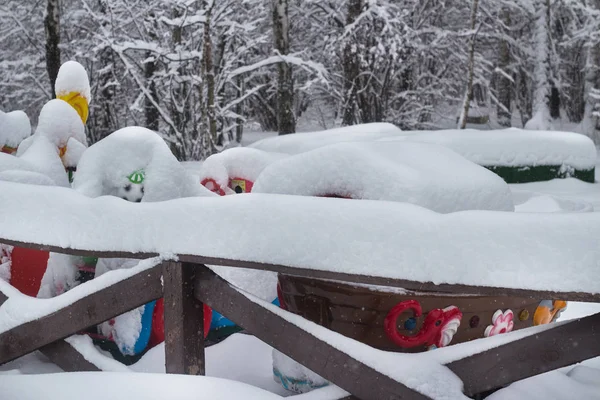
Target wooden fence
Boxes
[0,239,599,400]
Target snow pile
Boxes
[253,142,514,213]
[73,127,214,201]
[0,182,598,294]
[199,148,287,192]
[250,123,402,154]
[0,372,284,400]
[513,193,594,213]
[18,99,87,154]
[253,126,596,171]
[54,61,92,103]
[384,128,597,169]
[0,100,86,187]
[0,110,31,148]
[489,363,600,400]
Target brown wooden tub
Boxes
[277,274,566,353]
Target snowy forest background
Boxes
[1,0,600,160]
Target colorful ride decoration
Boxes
[8,247,50,297]
[484,309,514,337]
[384,300,462,349]
[1,145,17,155]
[276,274,564,353]
[201,177,254,196]
[533,300,567,326]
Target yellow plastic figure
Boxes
[57,91,89,125]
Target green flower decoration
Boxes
[128,170,145,184]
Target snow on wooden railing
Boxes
[0,239,599,399]
[1,180,600,297]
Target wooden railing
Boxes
[0,241,599,400]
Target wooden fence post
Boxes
[163,261,205,375]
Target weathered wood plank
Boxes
[163,262,205,375]
[0,292,100,372]
[0,264,163,365]
[39,340,100,372]
[194,264,430,400]
[2,236,599,303]
[448,312,600,396]
[182,255,600,303]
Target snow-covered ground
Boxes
[1,128,600,399]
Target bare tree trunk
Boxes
[202,0,218,156]
[526,0,553,129]
[145,9,160,133]
[341,0,363,126]
[235,75,244,144]
[458,0,480,129]
[497,7,512,127]
[144,51,159,132]
[273,0,295,135]
[44,0,61,99]
[583,4,600,141]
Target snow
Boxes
[0,372,284,400]
[3,100,87,187]
[133,334,289,396]
[0,110,31,148]
[385,128,597,169]
[0,181,598,294]
[253,141,515,213]
[251,125,596,171]
[199,147,286,192]
[73,127,214,201]
[488,361,600,400]
[513,192,594,213]
[54,61,92,103]
[26,99,87,150]
[249,123,403,153]
[0,136,69,187]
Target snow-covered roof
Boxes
[73,127,214,201]
[251,125,596,170]
[250,123,402,154]
[54,61,92,103]
[0,181,597,295]
[384,128,597,169]
[0,110,31,148]
[253,142,514,213]
[199,147,287,191]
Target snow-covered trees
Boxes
[2,0,600,155]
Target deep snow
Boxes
[0,126,599,399]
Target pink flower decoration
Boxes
[484,309,514,337]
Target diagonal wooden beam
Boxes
[194,264,430,400]
[447,312,600,396]
[0,292,99,372]
[0,264,163,365]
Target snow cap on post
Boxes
[54,61,92,124]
